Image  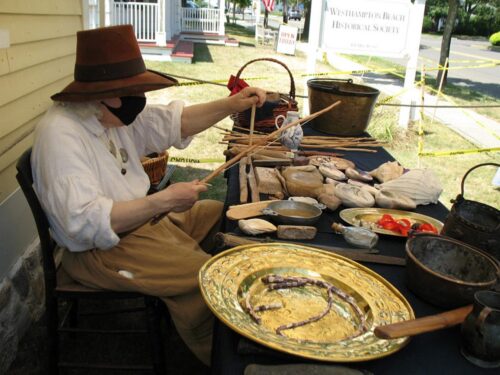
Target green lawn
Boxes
[145,23,500,209]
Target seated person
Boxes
[31,24,265,366]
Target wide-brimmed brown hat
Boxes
[51,25,177,102]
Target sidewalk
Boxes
[301,44,500,149]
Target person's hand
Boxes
[230,87,267,112]
[156,180,208,213]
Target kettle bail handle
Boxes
[460,163,500,198]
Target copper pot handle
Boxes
[475,306,492,334]
[460,163,500,199]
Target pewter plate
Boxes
[199,243,414,362]
[340,208,444,237]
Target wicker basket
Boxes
[141,151,168,185]
[230,58,299,133]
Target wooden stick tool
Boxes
[249,103,256,146]
[374,305,473,339]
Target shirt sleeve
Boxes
[128,100,193,156]
[32,115,120,252]
[46,174,119,251]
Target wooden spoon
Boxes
[374,305,473,339]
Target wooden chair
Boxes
[16,148,167,374]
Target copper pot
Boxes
[308,78,379,136]
[406,233,499,308]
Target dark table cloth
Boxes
[211,128,492,374]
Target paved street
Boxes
[392,34,500,99]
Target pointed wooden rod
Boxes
[249,104,256,146]
[201,100,342,183]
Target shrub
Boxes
[422,16,434,33]
[490,32,500,46]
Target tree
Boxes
[426,0,499,35]
[283,0,289,24]
[462,0,490,27]
[458,0,499,35]
[436,0,459,86]
[230,0,251,23]
[301,0,311,41]
[425,0,448,32]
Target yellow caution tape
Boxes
[172,58,498,89]
[170,157,226,164]
[419,147,500,157]
[442,58,497,64]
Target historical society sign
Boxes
[322,0,412,58]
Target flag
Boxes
[262,0,275,12]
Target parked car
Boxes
[288,8,302,21]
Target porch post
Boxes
[108,0,114,26]
[177,0,182,34]
[164,0,172,39]
[156,0,167,46]
[104,0,111,26]
[99,0,105,26]
[218,0,225,35]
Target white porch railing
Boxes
[181,8,221,34]
[112,1,158,42]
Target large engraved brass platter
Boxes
[340,208,444,237]
[199,243,414,362]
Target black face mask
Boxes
[103,96,146,125]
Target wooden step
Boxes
[172,40,193,63]
[166,34,180,49]
[225,37,239,47]
[173,40,193,57]
[139,42,173,56]
[180,32,232,45]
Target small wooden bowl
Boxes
[406,233,499,308]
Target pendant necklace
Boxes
[100,131,128,175]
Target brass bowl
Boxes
[406,233,499,308]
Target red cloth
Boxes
[262,0,275,12]
[227,75,249,96]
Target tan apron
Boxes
[61,199,223,365]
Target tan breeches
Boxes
[61,200,223,365]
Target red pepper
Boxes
[379,214,395,224]
[377,214,402,233]
[418,223,439,234]
[381,221,400,231]
[397,219,410,236]
[377,214,439,236]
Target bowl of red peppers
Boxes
[377,214,439,237]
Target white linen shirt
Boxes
[31,101,191,252]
